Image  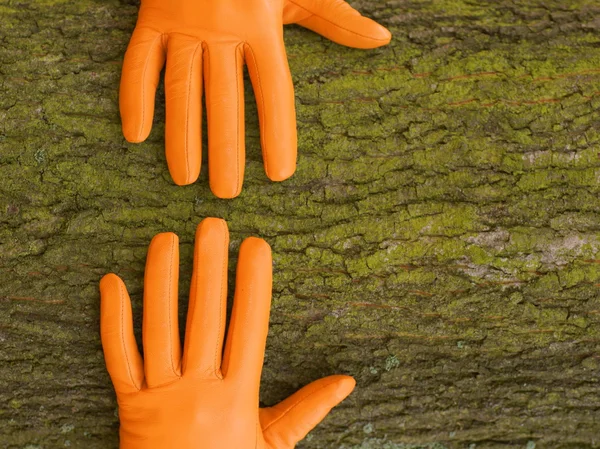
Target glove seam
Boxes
[234,42,244,197]
[135,24,164,36]
[244,44,269,178]
[214,218,228,378]
[185,41,202,184]
[255,419,260,449]
[119,280,141,391]
[286,0,390,42]
[138,31,165,142]
[167,235,181,378]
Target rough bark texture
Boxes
[1,0,600,448]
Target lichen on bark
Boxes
[1,0,600,448]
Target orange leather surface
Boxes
[100,217,356,448]
[119,0,391,198]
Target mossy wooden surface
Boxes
[1,0,600,447]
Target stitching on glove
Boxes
[255,419,260,449]
[203,43,216,193]
[119,280,140,391]
[214,219,228,378]
[190,227,201,374]
[167,235,180,377]
[138,32,164,142]
[245,45,269,177]
[185,41,202,184]
[234,42,244,196]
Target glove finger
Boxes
[205,42,246,199]
[143,232,182,387]
[100,274,144,394]
[283,0,391,49]
[182,218,229,379]
[165,34,203,186]
[261,375,356,448]
[221,237,272,388]
[120,27,166,142]
[244,41,297,182]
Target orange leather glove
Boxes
[120,0,391,198]
[100,217,355,448]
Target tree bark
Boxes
[1,0,600,447]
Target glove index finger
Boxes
[182,217,229,380]
[100,273,144,394]
[221,237,272,385]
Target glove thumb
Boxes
[260,375,356,448]
[283,0,391,49]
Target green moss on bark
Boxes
[1,0,600,448]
